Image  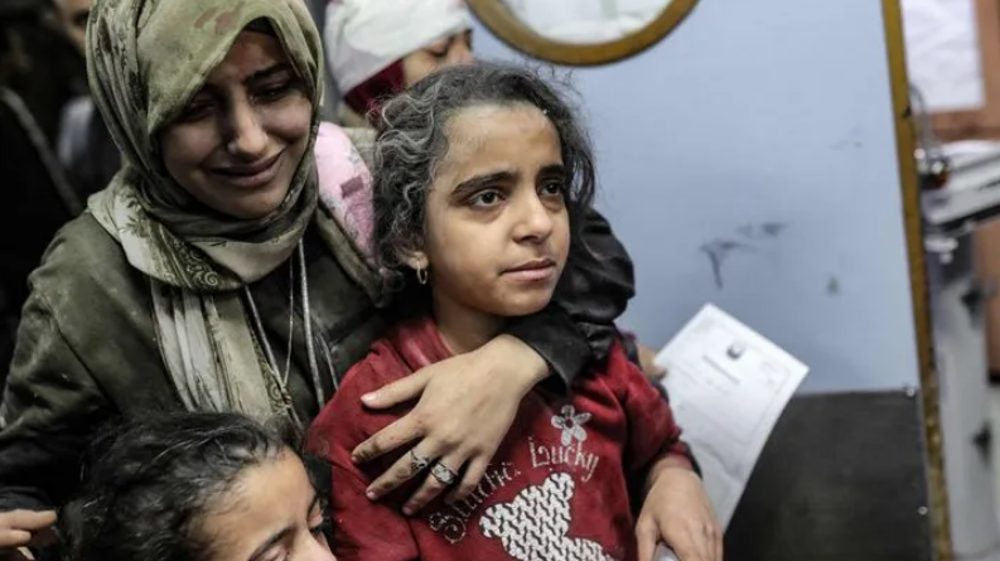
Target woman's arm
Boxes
[0,294,114,514]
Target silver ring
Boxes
[409,449,432,474]
[430,462,459,486]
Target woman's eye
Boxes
[177,101,215,123]
[256,82,293,102]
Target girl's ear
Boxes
[397,248,429,272]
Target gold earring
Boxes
[416,267,428,285]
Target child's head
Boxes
[64,413,334,561]
[372,62,595,321]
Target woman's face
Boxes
[199,451,334,561]
[415,103,570,320]
[402,30,474,86]
[159,29,312,220]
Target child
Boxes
[62,413,334,561]
[307,62,716,561]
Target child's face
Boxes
[198,451,334,561]
[416,103,570,319]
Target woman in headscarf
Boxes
[325,0,474,127]
[0,0,634,552]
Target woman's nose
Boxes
[225,100,268,158]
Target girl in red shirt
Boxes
[307,62,720,561]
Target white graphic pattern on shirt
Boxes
[479,472,616,561]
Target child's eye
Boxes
[309,517,332,536]
[540,180,565,197]
[469,190,504,208]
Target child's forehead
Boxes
[443,104,554,151]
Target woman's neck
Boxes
[431,290,504,356]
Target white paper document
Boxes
[654,304,809,533]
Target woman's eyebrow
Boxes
[246,63,294,85]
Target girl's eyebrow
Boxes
[451,170,518,198]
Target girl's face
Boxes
[199,451,334,561]
[159,29,312,220]
[402,30,474,86]
[412,103,570,323]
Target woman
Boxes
[309,63,719,561]
[63,412,335,561]
[0,0,633,550]
[324,0,473,127]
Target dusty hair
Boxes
[61,412,323,561]
[371,61,596,294]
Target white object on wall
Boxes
[902,0,985,112]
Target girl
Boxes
[308,63,720,561]
[63,413,333,561]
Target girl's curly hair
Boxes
[371,61,596,296]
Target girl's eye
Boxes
[540,180,565,196]
[309,519,331,536]
[470,190,504,208]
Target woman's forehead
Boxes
[200,30,292,87]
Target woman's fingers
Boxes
[0,511,56,550]
[351,414,422,464]
[365,441,441,501]
[0,530,32,550]
[361,368,433,409]
[446,456,489,505]
[402,453,467,515]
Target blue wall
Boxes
[473,0,919,393]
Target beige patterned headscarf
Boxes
[85,0,378,421]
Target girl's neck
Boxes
[431,290,505,356]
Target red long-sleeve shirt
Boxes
[307,317,691,561]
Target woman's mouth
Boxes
[209,152,283,189]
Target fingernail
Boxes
[361,393,377,404]
[402,505,414,516]
[366,490,378,501]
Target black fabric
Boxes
[0,16,89,385]
[506,207,635,388]
[725,391,932,561]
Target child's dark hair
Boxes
[371,61,596,293]
[61,412,316,561]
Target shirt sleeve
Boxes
[603,341,695,494]
[306,359,420,561]
[504,207,636,388]
[0,292,114,512]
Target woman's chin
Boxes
[208,188,291,220]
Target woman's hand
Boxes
[636,459,721,561]
[351,335,547,514]
[0,510,57,561]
